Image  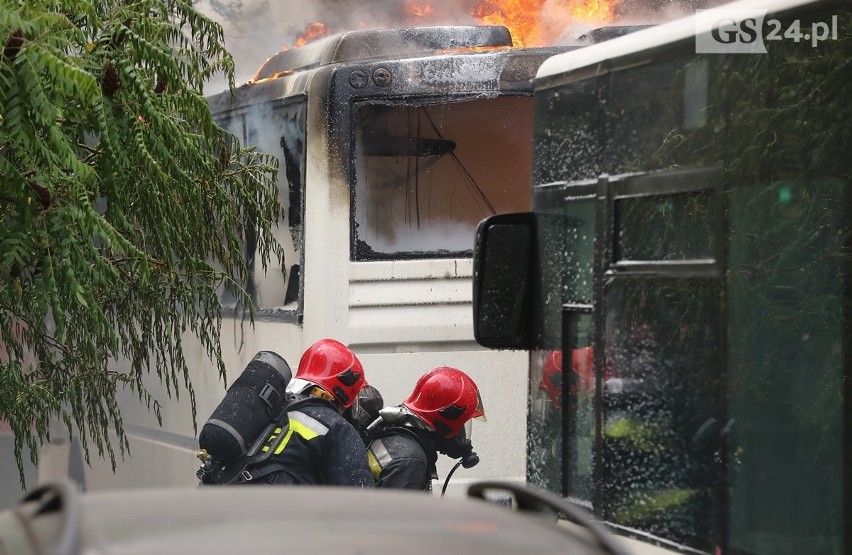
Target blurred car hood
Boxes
[0,481,626,555]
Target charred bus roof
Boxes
[206,24,650,115]
[253,25,513,81]
[207,25,577,114]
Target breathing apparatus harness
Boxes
[367,406,479,496]
[197,386,335,485]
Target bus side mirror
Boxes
[473,213,534,349]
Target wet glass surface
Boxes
[525,5,850,553]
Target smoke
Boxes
[198,0,730,94]
[198,0,481,93]
[196,0,316,93]
[362,220,479,254]
[614,0,725,23]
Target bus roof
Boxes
[534,0,826,86]
[252,25,512,81]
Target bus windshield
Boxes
[354,96,532,260]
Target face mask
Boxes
[437,428,479,468]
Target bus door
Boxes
[598,168,724,552]
[526,180,596,503]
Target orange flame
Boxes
[470,0,621,47]
[563,0,621,21]
[471,0,546,47]
[258,0,624,79]
[293,22,329,48]
[406,1,434,17]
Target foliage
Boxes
[0,0,283,485]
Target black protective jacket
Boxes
[367,427,438,491]
[250,398,374,488]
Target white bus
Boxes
[38,25,630,495]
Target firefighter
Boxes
[366,366,485,491]
[239,338,374,487]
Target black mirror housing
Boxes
[472,212,535,349]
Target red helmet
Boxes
[296,339,366,408]
[572,346,595,391]
[538,350,564,409]
[402,367,485,437]
[538,347,596,408]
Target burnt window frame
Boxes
[348,90,536,263]
[214,96,307,324]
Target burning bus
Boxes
[202,24,563,492]
[37,22,640,494]
[203,24,572,492]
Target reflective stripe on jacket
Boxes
[261,400,374,487]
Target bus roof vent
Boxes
[253,25,512,81]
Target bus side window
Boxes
[280,115,303,231]
[272,102,306,312]
[227,100,306,315]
